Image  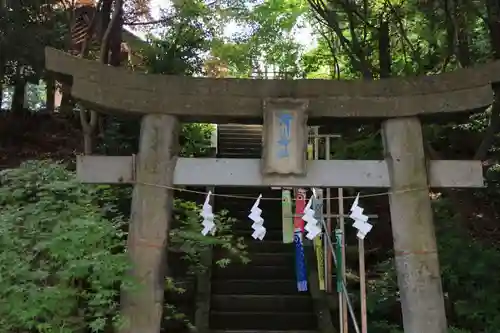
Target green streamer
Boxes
[282,190,293,243]
[312,192,325,290]
[335,229,343,292]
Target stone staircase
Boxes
[210,124,318,333]
[216,124,263,159]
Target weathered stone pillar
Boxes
[120,114,180,333]
[382,117,447,333]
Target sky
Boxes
[130,0,317,49]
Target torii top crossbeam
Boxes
[45,47,500,122]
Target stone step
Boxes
[211,295,313,312]
[212,265,294,280]
[230,227,283,236]
[248,252,294,266]
[218,135,262,141]
[229,219,283,230]
[218,135,262,142]
[232,229,284,241]
[217,125,263,158]
[218,147,262,153]
[218,144,261,150]
[218,124,262,130]
[215,204,281,216]
[217,206,283,216]
[245,241,295,253]
[219,127,262,132]
[214,251,293,266]
[216,153,262,158]
[210,330,317,333]
[218,130,262,136]
[218,144,261,148]
[212,279,299,295]
[218,141,262,147]
[210,312,317,330]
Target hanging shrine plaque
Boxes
[262,98,309,176]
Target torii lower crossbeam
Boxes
[76,156,484,188]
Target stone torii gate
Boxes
[46,47,499,333]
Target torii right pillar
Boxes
[382,116,448,333]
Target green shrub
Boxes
[0,160,130,333]
[367,198,500,333]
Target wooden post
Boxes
[325,137,333,293]
[120,114,180,333]
[359,238,367,333]
[338,188,348,333]
[382,117,447,333]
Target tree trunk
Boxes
[99,0,113,64]
[0,39,4,109]
[99,0,124,140]
[12,77,26,114]
[60,82,75,115]
[456,0,471,67]
[378,18,391,78]
[0,64,4,110]
[45,76,55,113]
[109,2,123,67]
[78,0,124,155]
[79,107,97,154]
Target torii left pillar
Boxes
[120,114,180,333]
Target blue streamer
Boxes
[294,229,308,292]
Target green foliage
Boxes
[100,118,214,157]
[140,0,214,76]
[329,129,383,159]
[304,0,494,79]
[435,201,500,331]
[301,39,335,79]
[211,0,309,77]
[164,199,247,328]
[172,199,248,273]
[0,160,247,332]
[0,160,130,333]
[367,199,500,333]
[2,82,48,111]
[101,3,216,157]
[180,123,215,157]
[1,0,66,84]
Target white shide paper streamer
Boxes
[248,194,266,240]
[349,193,373,239]
[200,191,216,236]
